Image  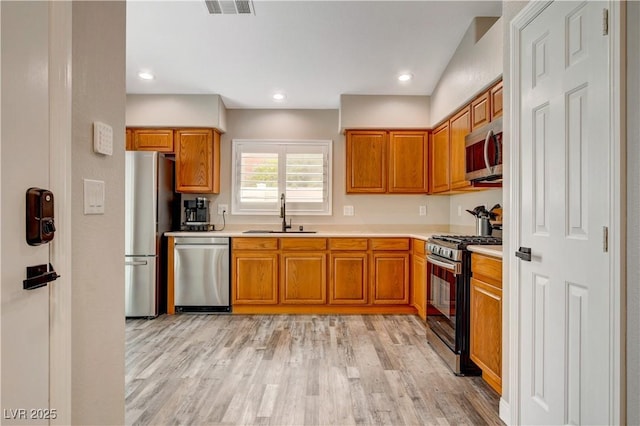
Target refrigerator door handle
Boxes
[125,260,148,266]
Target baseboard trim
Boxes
[499,397,511,425]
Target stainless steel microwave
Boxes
[465,117,503,182]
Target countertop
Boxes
[467,245,503,258]
[165,230,438,241]
[165,228,446,241]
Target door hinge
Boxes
[602,8,609,36]
[603,226,609,253]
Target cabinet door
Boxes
[126,129,133,151]
[280,253,327,304]
[470,277,502,394]
[411,254,426,319]
[471,91,490,130]
[329,253,367,304]
[490,80,503,120]
[132,128,174,152]
[450,106,472,190]
[429,122,450,193]
[371,252,409,304]
[388,131,428,193]
[346,130,387,193]
[175,129,220,193]
[233,252,278,304]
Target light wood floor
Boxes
[126,314,503,426]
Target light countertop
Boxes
[164,228,447,241]
[467,245,503,258]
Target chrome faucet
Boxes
[280,193,291,232]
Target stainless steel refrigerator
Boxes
[125,151,178,317]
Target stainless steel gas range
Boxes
[425,234,502,375]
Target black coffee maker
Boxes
[183,197,209,230]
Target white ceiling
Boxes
[126,1,502,109]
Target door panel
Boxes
[1,2,51,421]
[517,2,610,424]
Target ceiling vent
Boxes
[205,0,254,15]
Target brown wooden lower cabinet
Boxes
[280,253,327,304]
[233,252,278,304]
[329,252,368,304]
[371,252,409,304]
[470,252,502,395]
[411,241,427,320]
[229,237,415,314]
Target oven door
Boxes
[426,254,461,352]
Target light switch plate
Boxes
[84,179,105,214]
[343,205,354,216]
[93,121,113,156]
[419,205,427,216]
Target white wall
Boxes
[197,108,451,230]
[448,189,502,231]
[627,2,639,423]
[429,16,503,126]
[339,95,430,131]
[70,2,125,424]
[127,94,227,132]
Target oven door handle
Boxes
[427,255,462,275]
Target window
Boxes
[232,140,332,215]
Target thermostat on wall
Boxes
[93,121,113,156]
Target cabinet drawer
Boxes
[412,239,426,256]
[232,238,278,250]
[370,238,410,251]
[471,252,502,288]
[329,238,368,251]
[281,238,327,251]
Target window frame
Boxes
[231,139,333,216]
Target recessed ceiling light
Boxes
[398,73,413,82]
[138,71,155,80]
[272,93,286,101]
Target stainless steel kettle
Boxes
[466,205,493,236]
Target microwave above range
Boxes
[465,117,503,183]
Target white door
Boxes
[514,1,611,424]
[1,2,68,424]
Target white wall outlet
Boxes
[218,204,228,215]
[83,179,105,214]
[457,205,462,216]
[343,205,354,216]
[419,205,427,216]
[93,121,113,156]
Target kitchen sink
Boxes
[243,230,317,234]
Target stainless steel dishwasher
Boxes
[174,237,230,313]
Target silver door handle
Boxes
[125,260,148,266]
[427,255,461,275]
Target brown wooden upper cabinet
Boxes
[125,129,132,151]
[175,128,221,194]
[471,91,490,131]
[490,80,503,120]
[346,130,387,193]
[129,128,174,152]
[429,122,450,193]
[449,105,473,191]
[346,129,428,194]
[429,78,503,194]
[388,131,429,193]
